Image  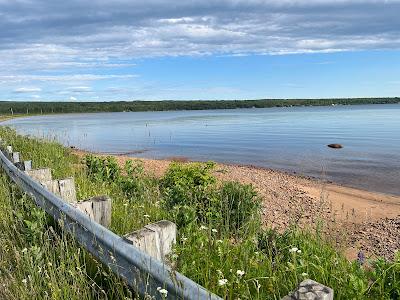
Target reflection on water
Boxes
[4,104,400,195]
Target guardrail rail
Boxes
[0,142,222,300]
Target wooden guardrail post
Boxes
[74,195,112,228]
[12,152,20,163]
[124,220,176,263]
[24,168,52,183]
[15,160,32,171]
[23,160,32,171]
[58,178,77,203]
[145,220,177,261]
[41,178,77,203]
[5,145,13,160]
[282,279,334,300]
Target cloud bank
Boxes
[1,0,399,99]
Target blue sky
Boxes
[1,1,400,101]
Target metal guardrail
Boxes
[0,148,222,300]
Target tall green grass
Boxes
[0,127,399,299]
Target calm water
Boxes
[4,104,400,195]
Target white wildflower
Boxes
[289,247,298,253]
[236,270,245,277]
[301,272,308,277]
[22,278,27,285]
[21,248,28,253]
[143,214,150,218]
[211,228,218,233]
[157,287,168,296]
[297,250,302,254]
[200,225,208,230]
[218,279,228,286]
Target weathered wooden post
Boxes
[5,145,13,160]
[124,227,162,260]
[282,279,334,300]
[124,220,176,263]
[74,195,112,228]
[41,179,60,194]
[145,220,177,261]
[23,160,32,171]
[12,152,20,163]
[58,178,77,203]
[15,160,32,171]
[24,168,52,183]
[40,177,77,203]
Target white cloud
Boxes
[0,0,399,100]
[0,74,136,84]
[67,86,92,93]
[13,87,42,93]
[70,96,77,101]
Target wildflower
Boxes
[22,278,27,285]
[357,251,365,265]
[143,214,150,218]
[289,247,298,253]
[301,272,308,277]
[157,287,168,296]
[297,250,302,254]
[218,279,228,286]
[200,225,208,230]
[21,248,28,253]
[212,228,218,233]
[181,237,188,242]
[236,270,245,277]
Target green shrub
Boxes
[219,181,260,235]
[119,160,151,198]
[84,155,120,182]
[162,162,218,224]
[162,163,261,235]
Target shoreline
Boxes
[73,148,400,260]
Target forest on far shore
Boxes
[1,97,399,115]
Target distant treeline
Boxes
[1,98,399,115]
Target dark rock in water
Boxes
[327,144,343,149]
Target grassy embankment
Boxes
[0,127,399,299]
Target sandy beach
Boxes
[74,149,400,260]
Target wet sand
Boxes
[73,149,400,260]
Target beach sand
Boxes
[73,149,400,260]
